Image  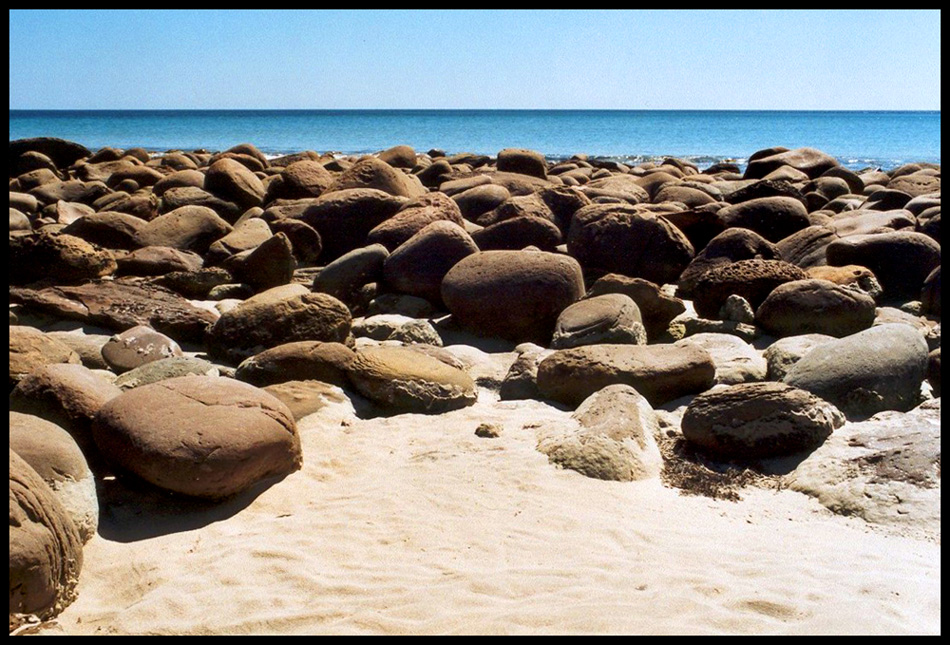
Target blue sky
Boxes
[8,10,941,110]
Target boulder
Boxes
[61,211,148,251]
[10,412,98,543]
[496,148,548,179]
[382,220,478,305]
[550,293,647,349]
[234,341,356,387]
[377,144,417,168]
[585,274,686,342]
[347,345,477,414]
[681,382,845,459]
[312,243,389,304]
[537,384,662,481]
[261,380,350,422]
[471,214,563,251]
[9,280,218,344]
[299,188,407,262]
[365,192,465,251]
[441,250,585,345]
[805,264,883,301]
[9,231,117,286]
[755,279,877,338]
[204,157,266,209]
[536,342,716,407]
[691,259,808,320]
[677,227,780,298]
[9,363,122,458]
[268,160,334,200]
[682,332,767,385]
[92,376,302,499]
[329,156,426,198]
[100,325,184,374]
[762,333,835,381]
[744,147,839,180]
[9,326,81,388]
[133,205,232,255]
[825,231,941,302]
[228,232,296,292]
[10,136,91,170]
[206,287,351,364]
[452,183,511,220]
[116,246,204,276]
[567,204,694,284]
[783,323,929,419]
[9,450,84,621]
[114,356,220,389]
[715,196,811,243]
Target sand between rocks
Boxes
[51,388,939,635]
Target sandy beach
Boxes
[41,378,938,636]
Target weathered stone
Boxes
[677,227,780,298]
[206,287,351,364]
[299,188,408,262]
[682,381,845,459]
[551,294,647,349]
[785,400,940,534]
[755,278,877,338]
[585,274,686,342]
[537,384,662,481]
[9,326,81,388]
[235,341,355,387]
[497,148,547,179]
[763,333,835,381]
[10,412,98,543]
[567,204,694,284]
[692,259,808,320]
[9,231,117,286]
[382,220,478,305]
[744,147,839,180]
[682,332,767,385]
[92,376,302,499]
[329,156,426,199]
[312,243,389,304]
[826,231,941,302]
[100,325,184,373]
[113,356,220,389]
[783,323,929,419]
[133,205,232,255]
[9,280,218,344]
[9,449,83,621]
[366,192,465,251]
[441,250,585,345]
[347,345,477,414]
[537,342,716,408]
[205,158,266,209]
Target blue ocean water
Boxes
[9,109,940,171]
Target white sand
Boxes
[51,388,940,635]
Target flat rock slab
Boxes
[10,280,219,345]
[785,400,940,537]
[92,375,302,499]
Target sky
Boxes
[8,10,942,110]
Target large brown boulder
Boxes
[365,192,465,251]
[299,188,408,262]
[567,204,694,284]
[681,382,845,460]
[754,279,877,338]
[496,148,548,179]
[550,294,647,349]
[267,160,334,200]
[677,227,780,298]
[329,156,426,198]
[716,196,811,243]
[9,449,83,621]
[206,286,352,364]
[10,412,98,543]
[235,341,356,387]
[92,376,302,499]
[11,137,91,171]
[347,345,477,414]
[585,274,686,342]
[9,363,122,458]
[382,220,479,305]
[441,250,585,344]
[9,231,118,286]
[9,326,81,388]
[204,157,266,209]
[744,147,840,180]
[691,259,808,320]
[536,341,716,407]
[133,205,232,255]
[61,211,148,251]
[825,231,941,302]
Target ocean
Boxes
[8,109,940,172]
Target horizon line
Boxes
[10,107,941,113]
